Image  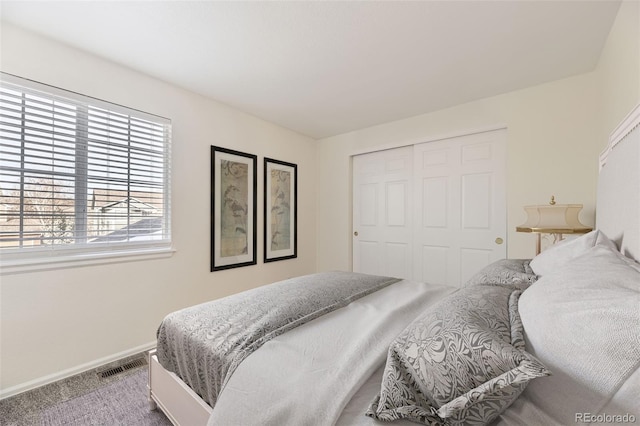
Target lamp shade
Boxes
[516,203,591,234]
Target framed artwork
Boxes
[211,146,257,271]
[264,157,297,262]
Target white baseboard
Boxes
[0,341,157,400]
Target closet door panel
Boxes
[414,130,507,287]
[352,146,413,280]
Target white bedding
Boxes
[153,253,638,426]
[154,250,638,426]
[207,279,456,426]
[207,276,565,426]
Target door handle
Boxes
[495,237,504,245]
[354,231,359,237]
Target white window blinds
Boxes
[0,73,171,263]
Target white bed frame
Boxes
[148,349,211,425]
[147,103,640,426]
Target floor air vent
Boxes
[97,357,147,379]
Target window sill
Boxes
[0,246,176,275]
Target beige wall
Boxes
[316,0,639,271]
[317,74,601,268]
[0,24,318,394]
[596,0,640,140]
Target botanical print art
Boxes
[211,145,256,271]
[269,168,291,251]
[264,157,296,263]
[220,159,249,257]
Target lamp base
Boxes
[535,233,566,255]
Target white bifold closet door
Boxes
[353,129,507,287]
[352,146,414,280]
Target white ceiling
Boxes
[0,1,621,139]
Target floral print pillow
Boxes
[366,285,550,425]
[464,259,537,288]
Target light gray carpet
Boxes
[40,369,171,426]
[0,358,172,426]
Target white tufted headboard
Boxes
[596,104,640,263]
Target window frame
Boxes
[0,73,173,274]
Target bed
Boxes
[148,103,640,426]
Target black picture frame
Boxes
[264,157,297,262]
[211,146,257,271]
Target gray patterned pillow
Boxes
[366,285,550,425]
[464,259,537,288]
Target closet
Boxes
[352,129,507,287]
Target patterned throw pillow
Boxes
[463,259,537,288]
[366,285,550,425]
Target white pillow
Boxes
[529,229,616,276]
[519,245,640,425]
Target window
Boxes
[0,73,171,270]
